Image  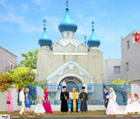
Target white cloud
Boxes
[44,16,61,32]
[97,28,117,42]
[31,0,53,11]
[0,0,13,10]
[31,0,42,5]
[0,13,40,33]
[0,0,6,7]
[20,3,29,12]
[31,0,52,5]
[75,15,96,36]
[74,13,123,42]
[77,25,91,36]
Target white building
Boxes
[103,59,121,84]
[36,2,103,103]
[0,46,17,73]
[37,4,103,86]
[121,30,140,100]
[121,30,140,82]
[103,30,140,85]
[0,46,18,111]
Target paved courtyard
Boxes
[1,111,140,119]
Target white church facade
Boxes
[36,2,103,92]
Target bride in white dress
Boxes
[106,87,126,115]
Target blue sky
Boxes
[0,0,140,61]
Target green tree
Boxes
[20,49,38,69]
[10,67,42,90]
[112,78,130,85]
[0,72,14,92]
[112,78,130,103]
[0,67,43,106]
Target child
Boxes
[131,93,140,113]
[34,96,45,115]
[125,93,132,114]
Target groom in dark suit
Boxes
[103,87,109,109]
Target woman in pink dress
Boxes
[6,89,13,113]
[43,87,53,114]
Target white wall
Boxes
[121,31,140,82]
[37,46,103,84]
[103,59,121,84]
[0,92,7,111]
[0,46,17,72]
[0,89,18,111]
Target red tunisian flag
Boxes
[135,32,140,42]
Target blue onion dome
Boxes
[87,21,100,47]
[38,20,52,47]
[58,5,77,33]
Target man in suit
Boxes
[103,87,109,110]
[19,87,25,115]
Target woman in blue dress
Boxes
[25,88,32,115]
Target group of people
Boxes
[6,86,88,115]
[19,87,33,115]
[103,87,140,115]
[60,86,88,113]
[33,86,88,115]
[7,86,140,115]
[6,87,33,114]
[19,87,52,115]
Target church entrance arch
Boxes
[59,76,82,92]
[59,76,83,104]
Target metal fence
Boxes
[88,84,130,105]
[18,84,130,106]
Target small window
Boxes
[126,62,129,71]
[127,40,130,49]
[10,61,14,70]
[114,66,121,74]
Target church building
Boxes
[37,1,103,93]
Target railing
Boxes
[18,84,130,105]
[88,84,130,105]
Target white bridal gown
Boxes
[125,98,132,113]
[131,98,140,113]
[106,90,126,115]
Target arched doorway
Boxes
[60,76,82,92]
[59,76,83,104]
